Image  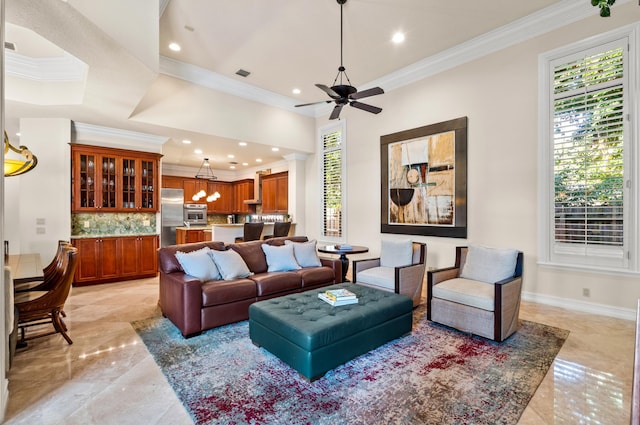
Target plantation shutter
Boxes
[322,128,343,238]
[551,39,627,263]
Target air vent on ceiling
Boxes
[235,69,250,78]
[4,42,16,51]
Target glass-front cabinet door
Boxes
[140,160,156,210]
[121,158,136,210]
[75,151,97,210]
[101,156,117,209]
[71,145,161,212]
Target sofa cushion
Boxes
[380,239,413,268]
[251,272,302,297]
[460,245,518,283]
[261,244,301,272]
[229,240,268,274]
[432,277,495,311]
[285,239,322,268]
[356,266,395,291]
[209,249,252,280]
[266,236,309,247]
[158,241,226,274]
[295,266,335,288]
[174,247,221,282]
[202,279,257,307]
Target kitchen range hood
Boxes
[243,170,269,204]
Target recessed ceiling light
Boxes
[256,158,263,163]
[230,165,236,169]
[227,154,235,159]
[238,142,247,147]
[169,42,181,52]
[242,162,249,166]
[392,32,405,44]
[182,139,191,144]
[271,147,279,152]
[292,88,301,95]
[194,149,203,154]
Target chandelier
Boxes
[192,158,220,202]
[4,131,37,177]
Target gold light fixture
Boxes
[4,131,37,177]
[192,158,221,202]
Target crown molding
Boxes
[73,122,169,145]
[159,56,316,117]
[159,0,631,119]
[159,0,170,17]
[5,50,86,82]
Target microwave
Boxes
[183,204,207,225]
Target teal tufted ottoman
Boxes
[249,283,413,381]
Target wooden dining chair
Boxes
[13,240,71,293]
[15,246,78,345]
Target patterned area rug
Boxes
[132,306,568,425]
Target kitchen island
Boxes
[211,223,295,244]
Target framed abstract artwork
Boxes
[380,116,467,238]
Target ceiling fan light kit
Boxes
[295,0,383,120]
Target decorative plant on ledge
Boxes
[592,0,615,17]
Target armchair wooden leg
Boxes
[52,309,73,345]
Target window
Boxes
[539,28,637,272]
[319,121,346,241]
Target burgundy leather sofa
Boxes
[158,236,342,337]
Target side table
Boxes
[317,245,368,282]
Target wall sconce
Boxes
[4,131,37,177]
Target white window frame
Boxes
[538,24,639,274]
[318,120,347,244]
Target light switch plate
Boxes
[83,221,90,228]
[143,220,150,226]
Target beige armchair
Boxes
[427,246,523,342]
[353,240,426,307]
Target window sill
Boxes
[538,260,640,278]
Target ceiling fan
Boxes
[295,0,384,120]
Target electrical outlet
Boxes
[143,220,150,226]
[582,288,590,297]
[36,218,45,225]
[83,221,90,228]
[36,227,45,235]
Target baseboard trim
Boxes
[1,377,8,423]
[522,291,637,321]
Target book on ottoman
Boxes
[318,292,358,306]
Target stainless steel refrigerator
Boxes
[161,188,184,247]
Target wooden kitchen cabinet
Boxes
[161,175,184,189]
[232,179,254,213]
[261,172,288,213]
[183,178,209,204]
[72,237,119,285]
[72,235,158,286]
[119,235,158,278]
[71,145,161,212]
[207,181,233,213]
[176,228,207,244]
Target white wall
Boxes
[5,118,72,261]
[307,3,640,318]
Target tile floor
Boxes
[3,277,635,424]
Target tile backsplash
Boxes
[72,213,156,236]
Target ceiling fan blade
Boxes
[350,101,382,114]
[329,104,344,120]
[295,100,332,107]
[316,84,340,99]
[350,87,384,100]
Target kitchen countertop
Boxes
[70,232,159,239]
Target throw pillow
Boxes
[284,239,322,268]
[174,247,221,282]
[380,239,413,268]
[460,244,519,283]
[261,244,301,272]
[208,249,252,280]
